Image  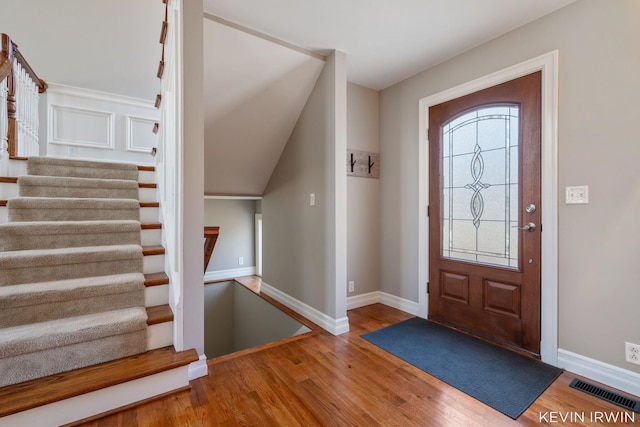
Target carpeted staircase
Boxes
[0,157,149,387]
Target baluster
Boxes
[14,62,23,156]
[0,77,8,174]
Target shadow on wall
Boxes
[204,281,310,359]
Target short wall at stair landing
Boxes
[42,83,159,165]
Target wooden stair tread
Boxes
[144,272,169,287]
[0,346,197,418]
[0,177,18,183]
[137,165,155,172]
[0,200,6,207]
[140,201,159,208]
[146,304,173,325]
[141,222,162,230]
[9,156,28,161]
[142,245,165,256]
[138,182,157,189]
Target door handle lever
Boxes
[512,222,536,232]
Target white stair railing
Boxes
[13,61,40,157]
[0,33,47,174]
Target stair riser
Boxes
[7,160,26,176]
[141,228,162,246]
[0,259,142,287]
[19,185,139,200]
[147,321,173,351]
[0,330,146,388]
[0,291,145,328]
[2,183,155,202]
[9,208,140,222]
[27,161,139,182]
[0,231,141,251]
[0,206,157,225]
[0,182,17,200]
[139,187,157,203]
[143,254,164,275]
[139,170,155,182]
[145,284,169,307]
[6,160,154,182]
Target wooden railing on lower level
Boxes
[204,226,220,273]
[0,33,47,172]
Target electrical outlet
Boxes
[625,342,640,365]
[238,257,244,266]
[348,281,355,293]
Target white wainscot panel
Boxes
[127,116,157,153]
[51,105,114,149]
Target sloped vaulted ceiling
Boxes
[203,18,325,196]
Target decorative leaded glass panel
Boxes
[441,105,519,268]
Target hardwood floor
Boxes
[77,304,639,426]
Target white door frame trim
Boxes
[417,51,559,365]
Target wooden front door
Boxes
[428,72,542,355]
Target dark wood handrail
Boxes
[0,34,47,93]
[204,226,220,273]
[0,34,15,84]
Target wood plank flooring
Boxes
[77,304,639,426]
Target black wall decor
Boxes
[347,149,380,178]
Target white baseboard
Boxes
[557,349,640,397]
[346,292,381,310]
[203,267,256,282]
[188,354,208,380]
[347,291,420,316]
[260,282,350,336]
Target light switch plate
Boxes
[565,186,589,204]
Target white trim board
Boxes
[418,51,559,365]
[558,349,640,398]
[347,292,420,316]
[188,354,208,381]
[0,366,190,427]
[204,267,256,283]
[261,281,349,336]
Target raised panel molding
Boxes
[44,83,159,165]
[483,279,521,318]
[440,271,469,304]
[50,105,114,149]
[127,116,158,153]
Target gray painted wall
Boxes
[204,199,256,272]
[379,0,640,373]
[203,281,235,358]
[347,83,380,296]
[181,0,205,357]
[262,51,348,321]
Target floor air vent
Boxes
[569,378,640,412]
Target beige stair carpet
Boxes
[0,272,145,328]
[18,175,139,199]
[0,156,152,387]
[7,197,140,222]
[0,220,141,251]
[26,156,139,181]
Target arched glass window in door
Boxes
[441,105,519,268]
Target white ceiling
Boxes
[203,19,324,196]
[0,0,163,100]
[203,0,576,90]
